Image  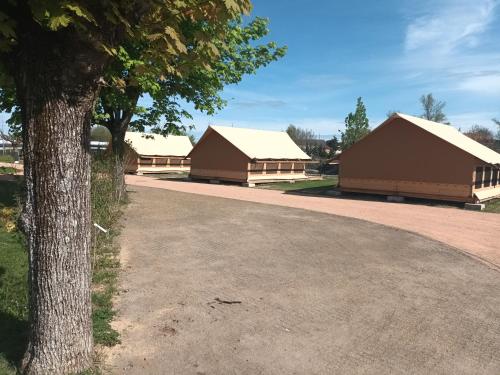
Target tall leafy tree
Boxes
[420,93,448,123]
[93,16,286,196]
[464,125,495,149]
[340,97,370,150]
[326,135,339,152]
[0,1,253,373]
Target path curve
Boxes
[107,186,500,374]
[126,175,500,268]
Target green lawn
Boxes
[0,180,27,374]
[484,199,500,213]
[0,167,17,174]
[258,176,338,194]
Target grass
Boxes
[90,156,124,351]
[258,176,338,194]
[0,157,125,373]
[0,179,28,374]
[484,199,500,213]
[0,167,17,174]
[0,155,15,163]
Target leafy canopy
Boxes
[94,15,286,136]
[0,0,255,131]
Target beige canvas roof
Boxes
[125,132,193,157]
[200,125,311,160]
[391,113,500,165]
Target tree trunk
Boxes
[12,26,107,375]
[105,91,139,201]
[110,122,128,201]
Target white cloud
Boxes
[397,0,500,99]
[448,111,499,130]
[457,73,500,95]
[405,0,498,54]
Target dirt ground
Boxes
[126,175,500,268]
[106,186,500,375]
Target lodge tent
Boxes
[339,113,500,203]
[123,132,193,174]
[188,125,311,184]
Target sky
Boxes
[177,0,500,139]
[1,0,499,140]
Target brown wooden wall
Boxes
[189,130,250,181]
[339,118,484,201]
[340,118,478,184]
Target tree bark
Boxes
[12,24,107,375]
[109,119,128,201]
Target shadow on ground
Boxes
[285,187,465,209]
[0,267,28,369]
[134,173,475,211]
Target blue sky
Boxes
[1,0,499,139]
[180,0,500,139]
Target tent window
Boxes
[183,159,191,166]
[155,158,168,166]
[266,163,278,174]
[492,168,498,186]
[474,167,483,189]
[249,163,263,174]
[294,163,305,172]
[280,162,293,173]
[484,167,492,187]
[170,158,182,166]
[140,157,153,165]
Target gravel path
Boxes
[126,175,500,268]
[106,186,500,375]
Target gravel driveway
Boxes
[126,175,500,268]
[106,186,500,375]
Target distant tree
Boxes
[91,126,112,143]
[286,125,315,150]
[340,97,370,150]
[420,93,448,123]
[493,118,500,138]
[326,135,339,151]
[187,134,197,146]
[464,125,495,149]
[286,125,329,159]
